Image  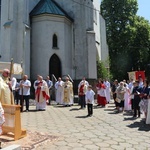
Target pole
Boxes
[20,60,24,112]
[10,57,13,78]
[67,74,73,83]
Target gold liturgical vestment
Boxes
[0,76,14,105]
[64,81,73,103]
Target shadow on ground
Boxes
[69,108,80,111]
[75,115,89,118]
[126,120,150,132]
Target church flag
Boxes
[0,62,11,73]
[128,71,145,81]
[12,63,23,75]
[135,71,145,81]
[128,71,136,81]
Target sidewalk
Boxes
[2,100,150,149]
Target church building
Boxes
[0,0,108,81]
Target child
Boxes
[85,85,95,117]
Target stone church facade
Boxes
[0,0,108,81]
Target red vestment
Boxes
[96,83,107,106]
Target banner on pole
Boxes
[12,63,23,75]
[0,62,11,73]
[128,71,145,81]
[0,62,23,75]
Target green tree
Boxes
[100,0,138,80]
[128,16,150,78]
[97,60,112,79]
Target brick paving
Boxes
[3,100,150,149]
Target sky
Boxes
[137,0,150,22]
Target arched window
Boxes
[52,34,58,48]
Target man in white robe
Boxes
[104,79,111,103]
[34,76,49,111]
[55,77,64,105]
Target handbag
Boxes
[115,98,121,103]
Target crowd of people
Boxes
[112,77,150,124]
[1,67,150,150]
[0,68,150,123]
[0,70,75,112]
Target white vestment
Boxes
[55,81,64,104]
[34,80,49,110]
[124,87,131,111]
[146,99,150,124]
[0,102,5,134]
[104,81,111,103]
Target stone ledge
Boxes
[2,144,21,150]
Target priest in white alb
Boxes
[34,76,49,111]
[55,77,64,105]
[104,79,111,103]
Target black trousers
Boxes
[131,99,134,110]
[113,93,117,107]
[20,95,30,111]
[15,91,19,105]
[87,103,93,115]
[133,98,141,117]
[79,95,86,108]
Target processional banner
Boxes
[0,62,23,75]
[128,71,145,81]
[0,62,11,73]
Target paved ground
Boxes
[3,100,150,150]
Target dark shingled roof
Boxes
[30,0,73,21]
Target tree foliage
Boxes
[97,60,112,80]
[100,0,150,81]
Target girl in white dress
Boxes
[124,84,131,111]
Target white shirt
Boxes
[104,81,110,89]
[78,80,89,88]
[128,82,133,89]
[19,79,31,95]
[55,81,64,90]
[85,90,95,104]
[11,77,17,90]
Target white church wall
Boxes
[15,0,31,77]
[93,0,101,60]
[0,0,31,77]
[0,0,13,61]
[31,15,72,80]
[87,31,97,79]
[28,0,41,12]
[63,20,73,78]
[54,0,99,79]
[100,15,109,66]
[0,0,108,81]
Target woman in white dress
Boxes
[124,84,131,111]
